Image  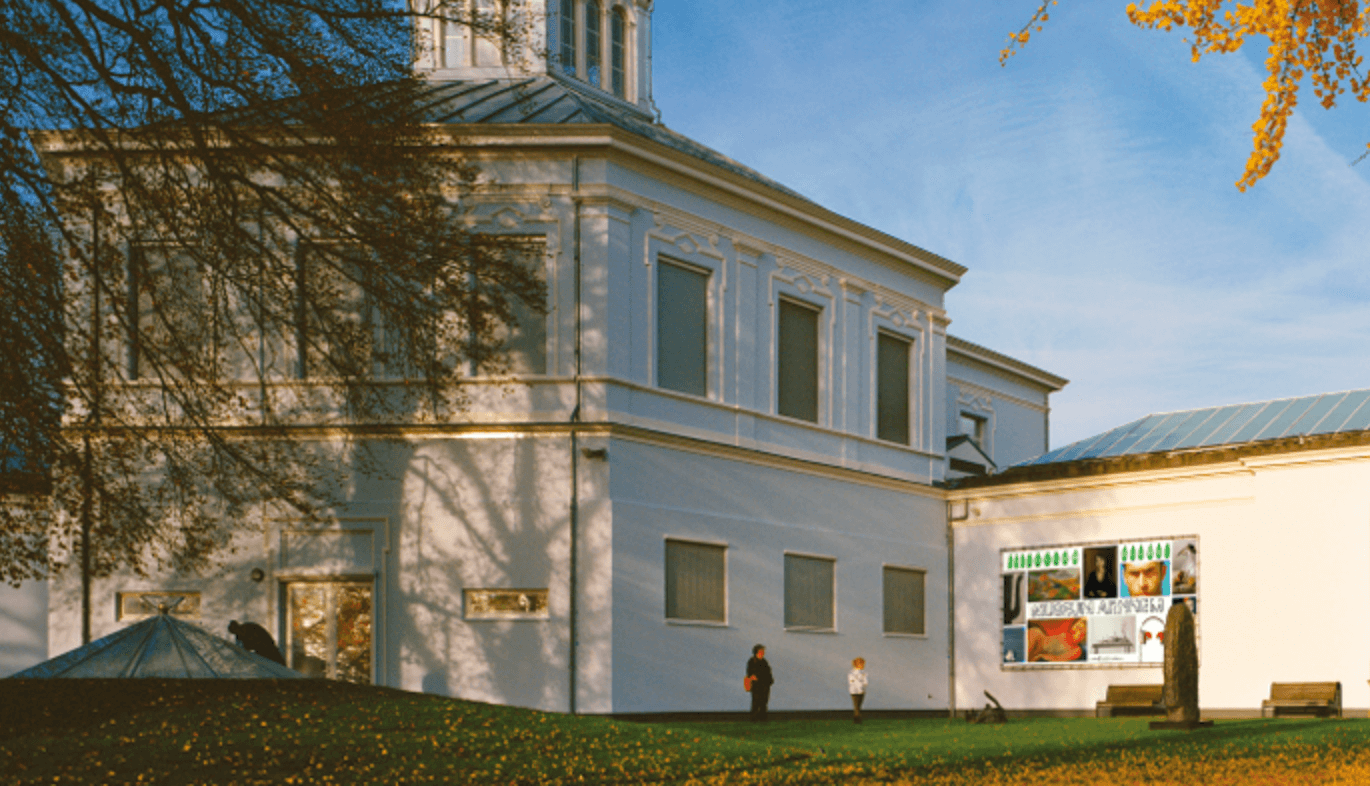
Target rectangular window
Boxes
[883,566,925,635]
[877,331,911,444]
[777,298,819,422]
[477,236,547,375]
[443,17,467,69]
[656,259,708,396]
[472,0,503,66]
[559,0,577,75]
[610,9,626,97]
[585,0,601,86]
[130,246,210,379]
[784,553,834,629]
[665,540,726,622]
[286,580,373,684]
[296,243,373,379]
[960,412,986,445]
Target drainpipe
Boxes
[81,183,101,646]
[568,156,582,715]
[946,497,969,720]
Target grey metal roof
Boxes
[1020,389,1370,467]
[226,75,814,204]
[407,76,814,202]
[9,613,301,679]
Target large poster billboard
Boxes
[1001,537,1198,669]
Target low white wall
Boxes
[953,448,1370,714]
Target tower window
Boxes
[559,0,577,75]
[585,0,602,87]
[610,8,626,98]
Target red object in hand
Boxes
[744,675,755,692]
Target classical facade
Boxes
[14,1,1069,717]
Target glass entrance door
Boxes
[285,580,373,684]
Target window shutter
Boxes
[883,566,925,635]
[784,554,834,629]
[657,260,708,396]
[877,331,911,444]
[777,299,819,422]
[665,540,726,622]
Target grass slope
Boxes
[0,680,798,784]
[5,681,1370,784]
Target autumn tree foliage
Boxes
[0,0,546,605]
[1002,0,1370,190]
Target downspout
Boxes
[568,156,582,715]
[81,183,100,646]
[946,497,969,720]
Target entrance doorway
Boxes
[285,580,373,684]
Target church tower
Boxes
[413,0,655,116]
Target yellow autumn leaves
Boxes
[1003,1,1370,190]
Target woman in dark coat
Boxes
[745,644,774,722]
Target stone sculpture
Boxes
[1150,601,1211,729]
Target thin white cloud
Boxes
[654,1,1370,449]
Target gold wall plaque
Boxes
[117,591,202,620]
[464,588,549,620]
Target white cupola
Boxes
[413,0,655,113]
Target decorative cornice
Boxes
[946,335,1067,392]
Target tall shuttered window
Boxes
[559,0,577,75]
[610,8,626,98]
[665,540,726,622]
[656,259,708,396]
[784,554,834,630]
[585,0,602,85]
[777,299,819,422]
[883,566,925,635]
[877,331,911,444]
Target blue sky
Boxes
[650,1,1370,449]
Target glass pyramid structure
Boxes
[8,611,300,679]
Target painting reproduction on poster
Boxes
[1000,537,1198,668]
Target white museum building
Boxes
[3,0,1066,716]
[14,1,1369,721]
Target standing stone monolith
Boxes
[1163,601,1199,724]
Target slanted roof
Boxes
[946,335,1068,392]
[406,77,820,202]
[219,74,813,203]
[1022,389,1370,467]
[9,613,300,679]
[33,74,968,286]
[954,389,1370,489]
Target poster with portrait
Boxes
[1000,536,1198,669]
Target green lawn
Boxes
[4,680,1370,784]
[658,715,1370,782]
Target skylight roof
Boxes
[1019,389,1370,467]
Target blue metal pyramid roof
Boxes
[1020,389,1370,467]
[8,613,301,679]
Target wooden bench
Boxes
[1261,682,1341,718]
[1096,684,1164,718]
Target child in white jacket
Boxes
[848,657,868,723]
